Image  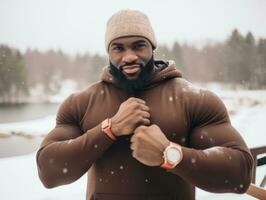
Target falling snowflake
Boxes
[191,158,196,164]
[201,130,208,136]
[49,158,54,164]
[180,137,186,143]
[169,96,173,101]
[209,138,215,144]
[182,88,187,92]
[62,168,68,174]
[66,139,73,144]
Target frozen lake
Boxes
[0,103,59,123]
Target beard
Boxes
[108,55,154,96]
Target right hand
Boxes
[111,97,150,137]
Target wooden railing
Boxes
[250,146,266,184]
[247,184,266,199]
[246,146,266,199]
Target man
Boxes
[36,10,253,200]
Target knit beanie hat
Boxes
[105,9,157,51]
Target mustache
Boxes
[119,62,145,70]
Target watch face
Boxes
[166,147,181,164]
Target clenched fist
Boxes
[111,97,150,137]
[130,124,170,166]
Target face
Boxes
[108,36,153,80]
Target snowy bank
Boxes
[0,115,55,136]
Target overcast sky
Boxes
[0,0,266,55]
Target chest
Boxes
[81,85,189,146]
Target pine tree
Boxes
[257,38,266,87]
[0,45,28,103]
[224,29,245,85]
[172,42,184,71]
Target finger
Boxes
[130,133,138,142]
[134,98,146,104]
[139,104,150,112]
[141,118,150,126]
[130,142,136,150]
[134,125,147,134]
[132,149,138,158]
[141,111,150,119]
[128,97,146,104]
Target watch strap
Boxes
[101,118,117,141]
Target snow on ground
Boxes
[29,79,78,103]
[0,115,55,136]
[0,89,265,199]
[0,152,87,200]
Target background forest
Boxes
[1,29,266,103]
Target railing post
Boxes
[250,146,266,184]
[251,152,257,184]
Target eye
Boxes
[112,46,123,52]
[134,43,146,50]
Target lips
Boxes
[122,64,141,74]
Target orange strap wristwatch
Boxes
[101,118,117,141]
[161,142,183,170]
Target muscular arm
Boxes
[36,94,114,188]
[169,90,254,193]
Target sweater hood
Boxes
[101,60,182,89]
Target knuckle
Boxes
[135,110,142,116]
[134,133,141,139]
[138,116,143,121]
[150,124,157,128]
[130,143,134,150]
[133,103,141,110]
[144,120,150,126]
[132,150,138,158]
[131,134,138,142]
[142,104,147,109]
[130,102,138,109]
[137,104,142,110]
[138,125,146,131]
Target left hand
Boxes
[130,124,170,166]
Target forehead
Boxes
[110,36,151,46]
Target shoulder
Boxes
[171,78,223,105]
[176,80,230,127]
[56,82,105,124]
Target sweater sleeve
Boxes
[168,90,254,194]
[36,93,114,188]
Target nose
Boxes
[122,49,138,64]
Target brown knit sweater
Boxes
[36,60,253,200]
